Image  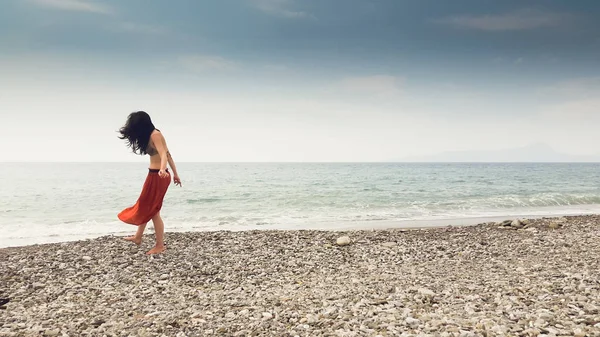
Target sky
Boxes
[1,0,599,162]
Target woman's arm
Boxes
[167,151,179,176]
[154,131,182,186]
[158,132,178,175]
[168,152,182,186]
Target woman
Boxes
[117,111,181,255]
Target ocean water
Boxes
[2,162,600,248]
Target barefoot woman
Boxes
[117,111,182,255]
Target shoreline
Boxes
[2,215,600,335]
[3,206,600,249]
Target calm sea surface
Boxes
[2,163,600,248]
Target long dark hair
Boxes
[118,111,156,155]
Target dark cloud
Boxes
[1,0,599,86]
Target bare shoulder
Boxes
[150,129,164,141]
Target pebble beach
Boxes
[1,216,600,336]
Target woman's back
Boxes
[147,130,166,169]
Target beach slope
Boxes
[1,216,600,336]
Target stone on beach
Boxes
[511,219,523,229]
[549,222,563,229]
[336,236,351,246]
[417,287,435,297]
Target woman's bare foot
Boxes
[146,245,166,255]
[124,236,142,246]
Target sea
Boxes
[2,162,600,248]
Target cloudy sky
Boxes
[1,0,599,162]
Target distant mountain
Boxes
[397,143,600,163]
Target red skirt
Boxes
[118,169,171,225]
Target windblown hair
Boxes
[118,111,156,155]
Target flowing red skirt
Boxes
[118,169,171,226]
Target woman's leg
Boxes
[147,212,166,255]
[124,223,147,245]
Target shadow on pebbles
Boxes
[1,216,600,336]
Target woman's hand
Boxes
[173,174,182,186]
[158,169,168,179]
